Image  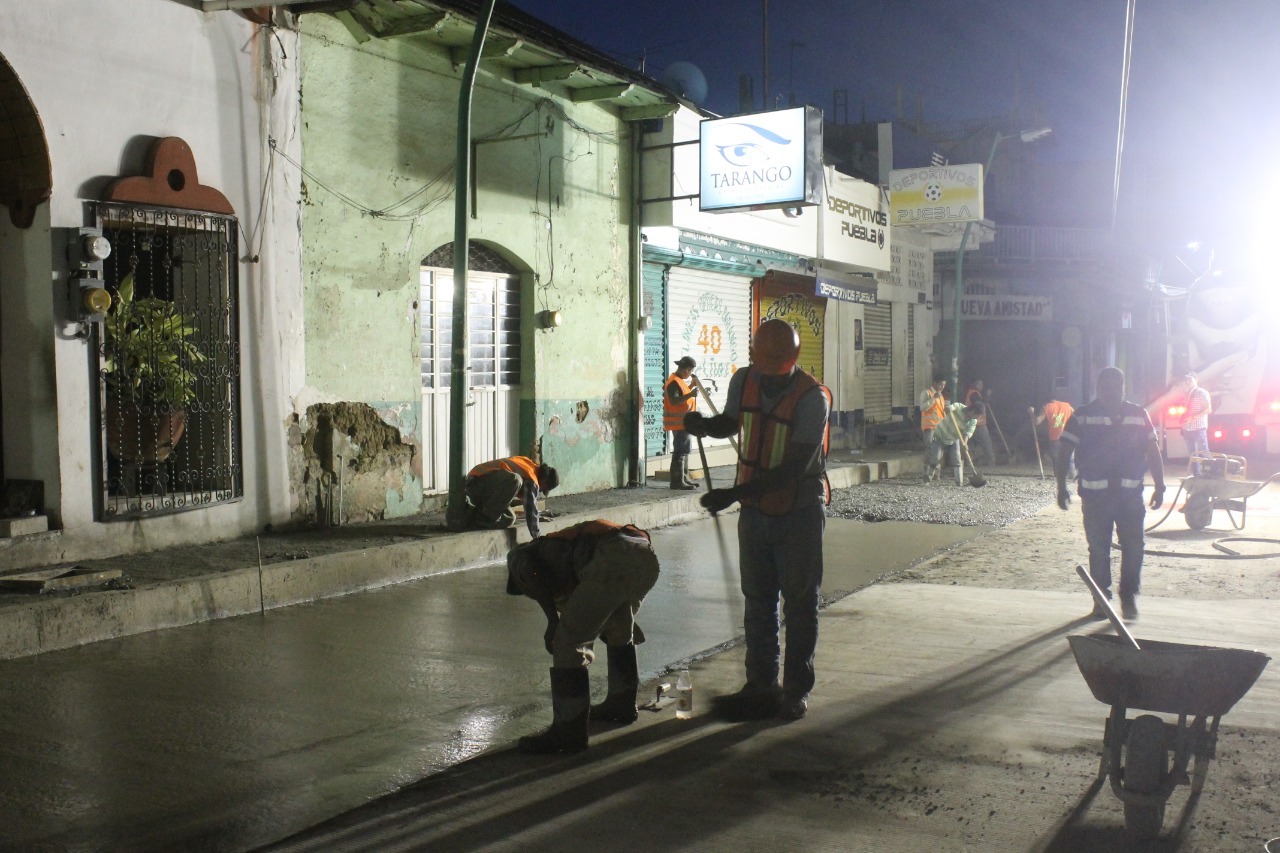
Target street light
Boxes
[949,127,1052,394]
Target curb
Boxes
[0,457,910,660]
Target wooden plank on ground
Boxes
[0,567,122,592]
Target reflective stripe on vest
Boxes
[544,519,651,544]
[663,373,696,431]
[736,367,831,516]
[468,455,540,488]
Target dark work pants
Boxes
[737,503,826,699]
[1081,488,1146,600]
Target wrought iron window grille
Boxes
[93,201,243,519]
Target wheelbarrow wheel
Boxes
[1123,714,1168,839]
[1184,493,1213,530]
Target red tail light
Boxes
[1242,428,1253,439]
[1212,428,1225,440]
[1167,404,1186,417]
[1269,400,1280,413]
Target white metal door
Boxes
[420,268,521,493]
[863,302,893,421]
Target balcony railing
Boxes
[940,225,1119,265]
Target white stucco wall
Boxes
[0,0,304,566]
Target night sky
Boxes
[506,0,1280,270]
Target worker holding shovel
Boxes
[684,319,831,723]
[928,401,984,486]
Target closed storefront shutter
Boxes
[903,303,917,407]
[864,302,893,421]
[665,267,753,452]
[642,262,669,457]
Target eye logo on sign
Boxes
[712,123,791,168]
[699,106,821,212]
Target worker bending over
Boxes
[463,455,558,538]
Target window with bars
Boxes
[94,202,243,519]
[419,243,521,389]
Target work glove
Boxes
[683,411,708,436]
[1057,486,1072,511]
[1148,486,1165,510]
[701,488,738,515]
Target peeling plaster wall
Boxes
[296,16,636,515]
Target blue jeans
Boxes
[1081,488,1146,600]
[737,503,826,698]
[1183,428,1208,474]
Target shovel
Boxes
[947,409,987,488]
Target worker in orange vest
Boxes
[663,356,704,490]
[918,375,947,482]
[464,455,558,538]
[506,519,660,753]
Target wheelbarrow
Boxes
[1068,568,1271,838]
[1179,453,1275,530]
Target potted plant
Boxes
[102,270,205,465]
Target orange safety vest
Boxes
[544,518,651,544]
[1043,400,1073,441]
[467,455,541,488]
[921,390,946,431]
[964,387,987,426]
[663,373,696,431]
[736,367,832,516]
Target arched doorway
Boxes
[0,51,53,499]
[418,242,523,493]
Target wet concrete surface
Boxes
[0,512,980,852]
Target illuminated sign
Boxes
[889,163,984,225]
[700,106,823,212]
[815,273,878,305]
[820,169,890,271]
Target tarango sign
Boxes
[699,106,823,213]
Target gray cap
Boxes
[674,356,696,369]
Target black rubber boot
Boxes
[519,667,590,754]
[590,644,639,724]
[670,454,697,490]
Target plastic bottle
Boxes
[676,669,693,719]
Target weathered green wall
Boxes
[297,16,635,515]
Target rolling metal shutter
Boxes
[666,266,753,451]
[642,262,669,457]
[864,302,893,421]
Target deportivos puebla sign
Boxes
[700,106,823,213]
[889,164,984,225]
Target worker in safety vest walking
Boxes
[918,375,947,482]
[506,519,660,753]
[663,356,704,490]
[463,455,558,538]
[684,319,831,723]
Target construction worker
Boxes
[1180,372,1212,475]
[463,455,558,538]
[1056,366,1165,620]
[964,379,995,465]
[1035,397,1075,476]
[506,519,660,753]
[918,375,947,482]
[664,356,704,490]
[929,401,984,486]
[684,319,831,722]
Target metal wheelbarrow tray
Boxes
[1179,474,1265,530]
[1068,634,1270,839]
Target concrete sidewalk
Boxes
[261,584,1280,853]
[0,449,924,660]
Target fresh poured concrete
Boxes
[0,514,979,852]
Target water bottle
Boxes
[676,669,693,719]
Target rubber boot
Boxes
[682,459,700,488]
[519,667,590,754]
[589,644,640,724]
[670,454,697,490]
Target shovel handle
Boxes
[1075,565,1141,650]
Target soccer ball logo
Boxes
[924,182,942,202]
